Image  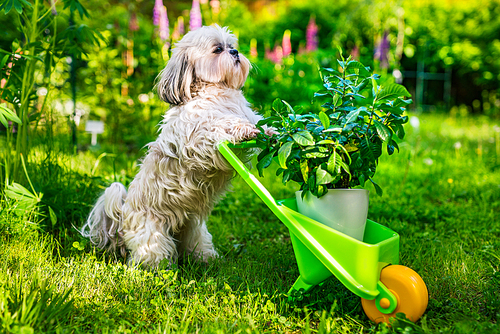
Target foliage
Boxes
[255,51,411,198]
[0,268,73,333]
[403,0,500,111]
[0,0,102,186]
[244,52,326,114]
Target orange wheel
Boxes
[361,265,428,324]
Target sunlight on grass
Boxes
[1,113,499,333]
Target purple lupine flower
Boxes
[178,16,185,35]
[282,30,292,57]
[159,5,169,41]
[306,15,318,52]
[190,0,202,31]
[153,0,163,26]
[375,31,390,69]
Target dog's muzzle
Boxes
[229,49,240,63]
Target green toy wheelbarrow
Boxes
[218,141,428,324]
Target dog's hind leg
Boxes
[178,219,218,261]
[81,182,127,257]
[123,214,178,268]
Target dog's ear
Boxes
[156,48,195,105]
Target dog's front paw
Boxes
[229,123,260,142]
[264,127,278,137]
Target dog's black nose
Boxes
[229,49,239,57]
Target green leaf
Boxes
[314,91,329,98]
[376,83,412,102]
[292,131,315,146]
[387,144,395,155]
[0,0,32,14]
[0,113,6,128]
[369,178,383,196]
[344,110,360,126]
[317,139,335,145]
[323,127,342,133]
[390,139,400,153]
[371,77,379,97]
[394,123,406,140]
[393,98,413,108]
[327,150,340,175]
[281,100,295,115]
[300,159,309,183]
[278,141,293,169]
[333,94,342,107]
[316,165,334,185]
[5,182,37,200]
[339,159,350,175]
[13,0,22,13]
[0,54,9,70]
[373,120,391,142]
[5,182,41,216]
[307,169,316,190]
[272,98,284,113]
[345,60,370,76]
[256,151,275,177]
[361,137,382,163]
[319,111,330,129]
[49,206,57,227]
[0,105,22,126]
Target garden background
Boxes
[0,0,499,333]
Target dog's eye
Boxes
[213,46,223,54]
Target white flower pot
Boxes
[295,189,369,241]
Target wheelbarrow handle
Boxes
[218,140,278,211]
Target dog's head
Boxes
[156,24,251,105]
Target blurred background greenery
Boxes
[1,0,499,154]
[1,2,500,332]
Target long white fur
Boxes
[81,25,266,268]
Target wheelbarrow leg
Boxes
[287,275,315,300]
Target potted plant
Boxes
[255,50,412,241]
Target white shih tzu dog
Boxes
[81,25,266,268]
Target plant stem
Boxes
[14,0,40,181]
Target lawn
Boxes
[1,112,499,333]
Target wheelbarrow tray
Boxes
[218,141,400,300]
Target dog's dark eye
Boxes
[213,46,223,54]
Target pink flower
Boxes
[282,30,292,57]
[159,5,169,41]
[306,15,318,52]
[153,0,163,26]
[190,0,202,31]
[265,44,283,64]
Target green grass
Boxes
[1,112,499,333]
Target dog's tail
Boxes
[80,182,128,258]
